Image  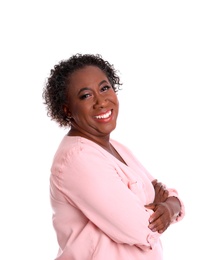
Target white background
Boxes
[1,1,212,259]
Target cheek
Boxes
[113,95,119,107]
[72,104,89,120]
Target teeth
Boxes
[95,110,111,119]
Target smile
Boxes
[95,110,112,119]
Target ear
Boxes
[63,104,72,118]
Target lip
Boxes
[93,109,113,122]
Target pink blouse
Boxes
[50,136,184,259]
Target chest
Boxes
[114,162,155,205]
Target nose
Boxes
[93,94,107,109]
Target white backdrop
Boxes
[1,1,212,259]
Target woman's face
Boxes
[65,65,119,140]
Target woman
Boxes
[42,53,185,259]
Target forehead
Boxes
[68,65,108,88]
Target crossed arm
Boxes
[146,179,182,234]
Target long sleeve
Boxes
[50,136,184,260]
[112,139,185,223]
[51,140,161,251]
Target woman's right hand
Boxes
[145,179,169,210]
[151,179,169,204]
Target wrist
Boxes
[164,196,181,220]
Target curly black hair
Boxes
[42,53,122,128]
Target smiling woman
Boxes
[42,53,185,260]
[64,65,119,150]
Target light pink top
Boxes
[50,136,184,260]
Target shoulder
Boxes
[54,136,105,160]
[51,136,110,172]
[50,137,119,186]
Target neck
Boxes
[67,128,111,148]
[67,128,126,165]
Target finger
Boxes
[154,182,163,193]
[158,220,170,233]
[149,209,163,223]
[158,184,169,199]
[155,182,163,191]
[158,186,168,198]
[152,179,158,186]
[145,203,156,210]
[148,218,164,232]
[164,190,169,196]
[149,214,170,233]
[163,190,169,199]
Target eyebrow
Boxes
[77,80,109,95]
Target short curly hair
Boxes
[42,53,122,128]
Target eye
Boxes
[101,85,111,92]
[79,93,91,100]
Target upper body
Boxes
[42,54,185,260]
[50,135,184,260]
